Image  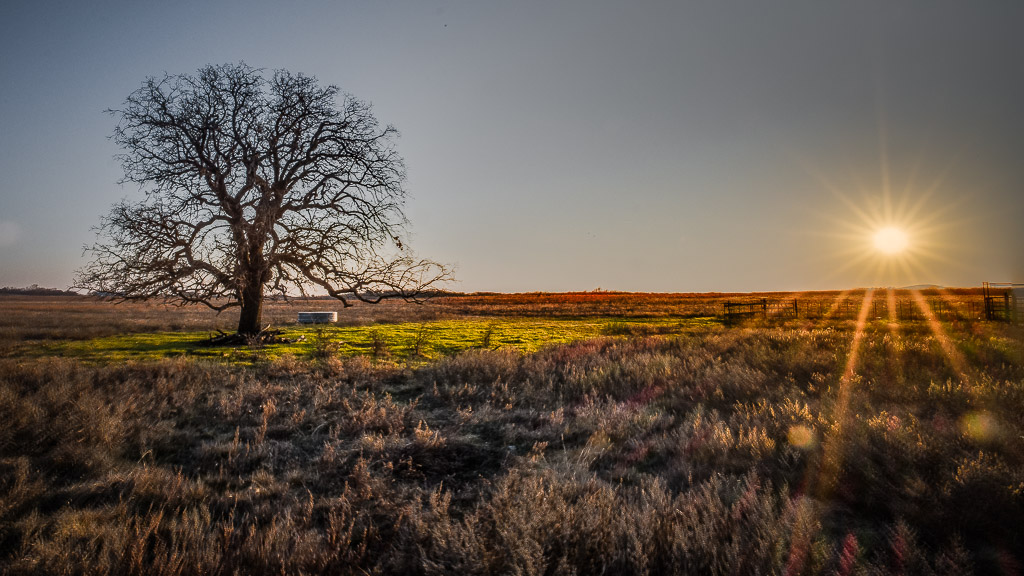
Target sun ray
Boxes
[875,84,892,224]
[817,289,875,496]
[785,289,874,573]
[935,287,976,321]
[840,289,874,388]
[815,291,875,488]
[884,284,901,325]
[910,289,968,380]
[823,290,852,320]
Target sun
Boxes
[873,227,909,254]
[792,125,970,287]
[801,171,963,287]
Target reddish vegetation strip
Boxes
[0,288,991,348]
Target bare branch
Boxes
[76,63,452,334]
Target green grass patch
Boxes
[35,316,721,364]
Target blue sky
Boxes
[1,1,1022,292]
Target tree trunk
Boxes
[237,278,264,335]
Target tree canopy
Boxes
[76,63,449,334]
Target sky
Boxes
[1,1,1022,293]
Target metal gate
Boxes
[983,282,1024,322]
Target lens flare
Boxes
[787,425,816,449]
[960,410,1000,442]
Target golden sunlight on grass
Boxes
[3,293,1023,573]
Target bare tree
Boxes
[76,63,450,335]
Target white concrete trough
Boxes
[297,311,338,324]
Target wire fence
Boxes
[724,296,996,323]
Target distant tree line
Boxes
[0,285,78,296]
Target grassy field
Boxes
[18,317,715,364]
[1,290,1022,574]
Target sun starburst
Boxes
[794,155,968,288]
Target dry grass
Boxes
[1,292,1021,574]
